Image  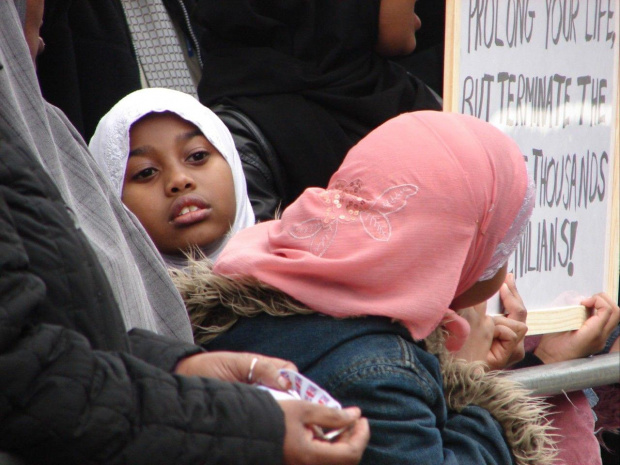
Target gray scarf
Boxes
[0,0,193,342]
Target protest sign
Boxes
[444,0,619,333]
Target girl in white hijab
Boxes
[90,88,255,267]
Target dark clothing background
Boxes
[196,0,442,209]
[392,0,446,96]
[37,0,202,141]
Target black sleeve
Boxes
[214,104,285,221]
[127,327,204,372]
[0,130,285,465]
[0,313,286,465]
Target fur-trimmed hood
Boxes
[172,260,557,465]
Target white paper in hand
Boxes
[256,369,347,441]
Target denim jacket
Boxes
[207,314,517,464]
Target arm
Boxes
[0,200,286,465]
[533,293,620,364]
[128,327,203,371]
[326,337,513,464]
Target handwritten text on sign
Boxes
[456,0,618,309]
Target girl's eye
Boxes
[187,151,210,163]
[132,167,157,180]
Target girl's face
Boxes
[122,112,236,256]
[375,0,421,57]
[449,264,508,310]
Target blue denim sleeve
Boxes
[443,406,514,464]
[318,335,514,465]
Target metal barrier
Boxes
[505,353,620,396]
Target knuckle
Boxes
[515,307,527,318]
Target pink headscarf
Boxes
[214,111,531,351]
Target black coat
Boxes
[37,0,202,141]
[196,0,442,209]
[0,123,284,464]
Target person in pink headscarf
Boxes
[173,111,557,464]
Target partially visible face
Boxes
[122,112,236,256]
[24,0,45,65]
[375,0,420,57]
[449,263,508,311]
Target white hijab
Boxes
[89,88,255,265]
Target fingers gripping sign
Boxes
[499,273,527,324]
[535,292,620,364]
[454,273,528,370]
[490,273,528,368]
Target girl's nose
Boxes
[166,170,196,194]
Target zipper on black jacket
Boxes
[176,0,203,69]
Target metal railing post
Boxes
[505,353,620,396]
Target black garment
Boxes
[37,0,202,141]
[391,0,446,96]
[196,0,442,209]
[213,103,286,221]
[0,123,284,464]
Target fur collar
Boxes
[171,259,557,465]
[425,331,557,465]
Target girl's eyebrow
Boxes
[128,130,205,157]
[129,145,153,157]
[177,129,204,142]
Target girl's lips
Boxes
[170,207,212,227]
[169,194,211,226]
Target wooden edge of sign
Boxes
[608,54,620,302]
[443,0,459,112]
[524,305,589,335]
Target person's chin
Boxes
[408,38,417,54]
[402,37,417,56]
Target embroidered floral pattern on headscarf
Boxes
[290,179,418,256]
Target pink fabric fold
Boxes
[215,111,529,350]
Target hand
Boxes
[175,352,296,390]
[488,274,528,369]
[454,302,495,364]
[279,402,369,465]
[534,293,620,364]
[487,316,527,370]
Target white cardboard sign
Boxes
[444,0,619,331]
